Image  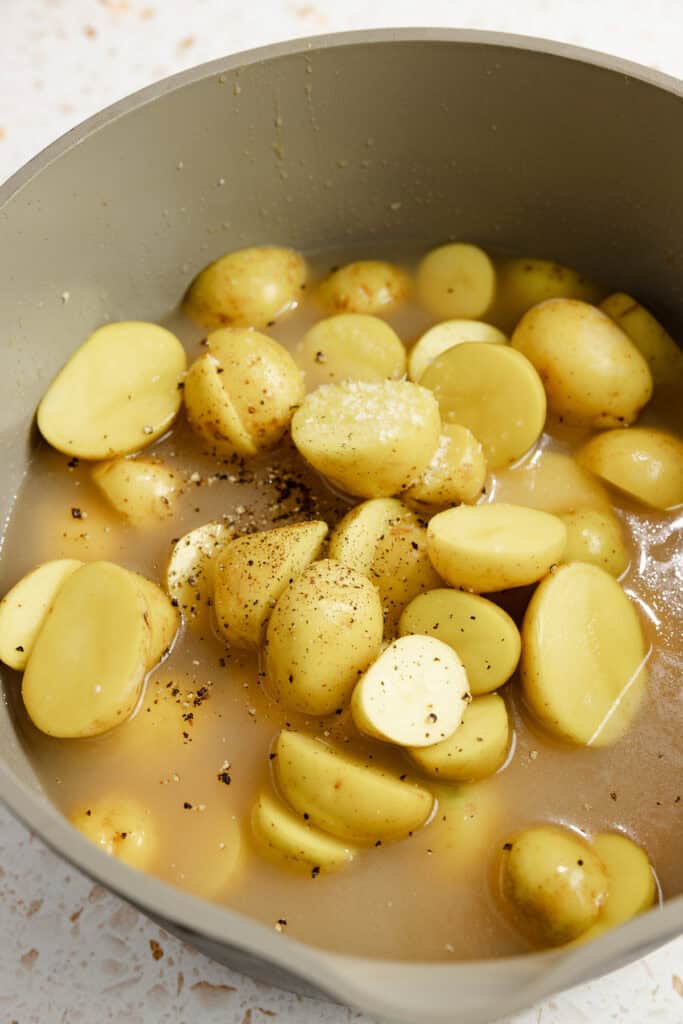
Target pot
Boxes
[0,28,680,1024]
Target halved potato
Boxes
[416,244,495,320]
[578,832,657,941]
[578,427,683,511]
[317,260,410,316]
[251,790,356,873]
[408,319,507,383]
[23,562,149,737]
[164,521,231,631]
[70,795,156,870]
[351,635,470,747]
[0,559,82,670]
[521,562,647,746]
[420,343,546,469]
[92,457,182,526]
[274,730,433,842]
[214,521,328,649]
[399,589,521,695]
[298,313,406,386]
[600,292,683,387]
[560,507,629,577]
[408,694,509,781]
[427,504,566,592]
[184,245,307,330]
[490,448,611,514]
[37,322,186,459]
[291,380,441,498]
[133,572,180,667]
[265,559,383,715]
[487,257,602,333]
[402,425,487,510]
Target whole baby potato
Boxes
[184,245,307,330]
[298,313,406,386]
[265,559,383,715]
[317,260,410,316]
[408,319,507,383]
[291,379,441,498]
[600,292,683,388]
[488,257,603,333]
[184,327,304,456]
[408,694,510,781]
[512,299,653,427]
[578,427,683,510]
[416,244,496,320]
[402,424,487,509]
[560,507,629,577]
[92,457,182,526]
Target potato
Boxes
[408,319,507,383]
[487,257,603,333]
[291,380,441,498]
[92,457,181,526]
[351,635,470,747]
[399,589,521,695]
[427,504,566,593]
[70,795,156,870]
[560,508,629,577]
[0,559,82,670]
[491,448,611,514]
[416,244,495,320]
[500,825,608,946]
[214,521,328,649]
[273,729,433,842]
[402,425,487,509]
[420,343,546,469]
[164,521,231,632]
[184,245,307,330]
[160,815,242,899]
[23,562,149,738]
[600,292,683,387]
[251,790,356,873]
[418,780,500,870]
[184,327,304,456]
[578,427,683,511]
[317,260,410,316]
[578,832,656,941]
[328,498,441,634]
[133,572,180,667]
[521,562,647,746]
[265,560,383,715]
[37,322,186,460]
[409,694,510,782]
[298,313,406,386]
[511,300,653,427]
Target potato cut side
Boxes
[92,457,182,526]
[133,572,180,667]
[578,427,683,511]
[427,503,566,593]
[214,521,328,649]
[70,795,156,870]
[402,424,487,509]
[352,635,470,748]
[274,730,433,843]
[416,244,496,320]
[408,319,507,382]
[23,562,149,737]
[409,694,509,781]
[251,791,356,873]
[560,507,629,577]
[487,257,603,333]
[298,313,406,387]
[420,343,546,469]
[0,559,82,670]
[37,322,186,459]
[317,260,410,316]
[265,560,383,716]
[600,292,683,388]
[291,379,441,498]
[184,245,307,330]
[490,448,611,514]
[399,589,521,695]
[164,521,231,631]
[521,562,648,746]
[578,832,657,941]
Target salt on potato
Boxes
[298,313,406,386]
[251,790,356,874]
[0,559,82,670]
[92,457,182,526]
[408,318,507,383]
[416,244,496,320]
[578,426,683,511]
[408,694,510,781]
[402,424,487,509]
[317,260,410,316]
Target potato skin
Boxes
[578,427,683,510]
[70,796,156,870]
[560,507,629,577]
[317,260,410,316]
[92,457,181,526]
[600,292,683,387]
[265,559,384,715]
[488,257,603,333]
[512,299,653,427]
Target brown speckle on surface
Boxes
[177,35,195,52]
[190,980,237,1006]
[84,24,97,38]
[149,938,164,960]
[20,948,39,968]
[673,974,683,997]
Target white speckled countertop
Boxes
[1,1,683,1022]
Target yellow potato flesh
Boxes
[37,322,186,459]
[164,521,231,631]
[133,572,180,667]
[402,424,487,509]
[22,562,149,738]
[600,292,683,388]
[416,244,496,320]
[399,589,521,695]
[92,457,181,526]
[578,832,656,941]
[251,791,356,873]
[161,815,242,899]
[291,379,441,498]
[491,448,611,514]
[521,562,648,746]
[298,313,406,386]
[560,507,629,577]
[409,694,510,781]
[578,427,683,511]
[265,560,383,716]
[415,779,501,872]
[487,257,603,333]
[70,796,156,870]
[184,245,307,330]
[214,521,328,649]
[408,319,507,382]
[427,503,566,592]
[0,559,82,670]
[420,343,546,469]
[318,260,410,316]
[274,730,433,843]
[511,299,653,428]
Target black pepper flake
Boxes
[303,813,309,820]
[610,791,618,801]
[67,457,79,468]
[577,859,584,866]
[183,801,193,809]
[502,842,513,850]
[277,917,287,926]
[311,866,320,878]
[15,645,24,652]
[269,752,277,760]
[71,507,83,519]
[170,598,179,608]
[217,771,231,786]
[374,840,382,847]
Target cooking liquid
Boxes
[1,243,681,961]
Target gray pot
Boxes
[0,28,680,1024]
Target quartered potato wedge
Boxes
[298,313,406,386]
[37,322,187,459]
[487,257,603,333]
[560,507,629,577]
[416,244,496,320]
[408,319,507,383]
[70,795,157,870]
[0,559,82,670]
[318,260,410,316]
[408,694,510,781]
[92,457,182,525]
[251,790,356,873]
[133,571,180,666]
[402,424,487,510]
[578,427,683,511]
[164,521,231,631]
[274,730,433,843]
[600,292,683,388]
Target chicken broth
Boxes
[1,241,681,961]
